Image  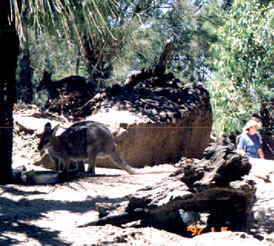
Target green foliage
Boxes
[16,30,88,105]
[14,0,141,84]
[111,18,164,81]
[167,0,218,82]
[208,0,274,136]
[17,0,124,40]
[16,1,219,87]
[112,0,218,82]
[207,77,260,135]
[13,0,272,139]
[27,32,88,80]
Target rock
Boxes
[14,114,69,135]
[32,70,212,169]
[14,115,44,134]
[86,82,212,168]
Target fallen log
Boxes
[79,145,255,236]
[78,187,252,227]
[190,144,251,189]
[79,210,146,228]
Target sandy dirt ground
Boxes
[1,163,188,246]
[7,107,273,245]
[4,107,189,245]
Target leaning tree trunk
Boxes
[0,2,20,184]
[18,27,33,104]
[81,36,113,85]
[18,48,33,104]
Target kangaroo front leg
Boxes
[63,159,71,174]
[109,151,137,175]
[48,155,61,172]
[77,161,85,172]
[56,159,62,172]
[69,161,85,172]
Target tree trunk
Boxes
[75,48,81,75]
[18,48,33,103]
[81,36,112,86]
[156,40,175,73]
[0,2,20,184]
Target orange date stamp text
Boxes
[186,225,230,236]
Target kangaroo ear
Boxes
[52,124,60,137]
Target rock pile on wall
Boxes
[81,69,212,167]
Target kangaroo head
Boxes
[37,70,52,91]
[38,122,59,151]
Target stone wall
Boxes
[86,72,212,167]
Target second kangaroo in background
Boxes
[38,121,137,176]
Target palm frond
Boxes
[12,0,130,41]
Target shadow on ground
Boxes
[0,185,128,245]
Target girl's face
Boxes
[248,126,257,135]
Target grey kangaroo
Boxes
[37,71,93,99]
[38,121,137,175]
